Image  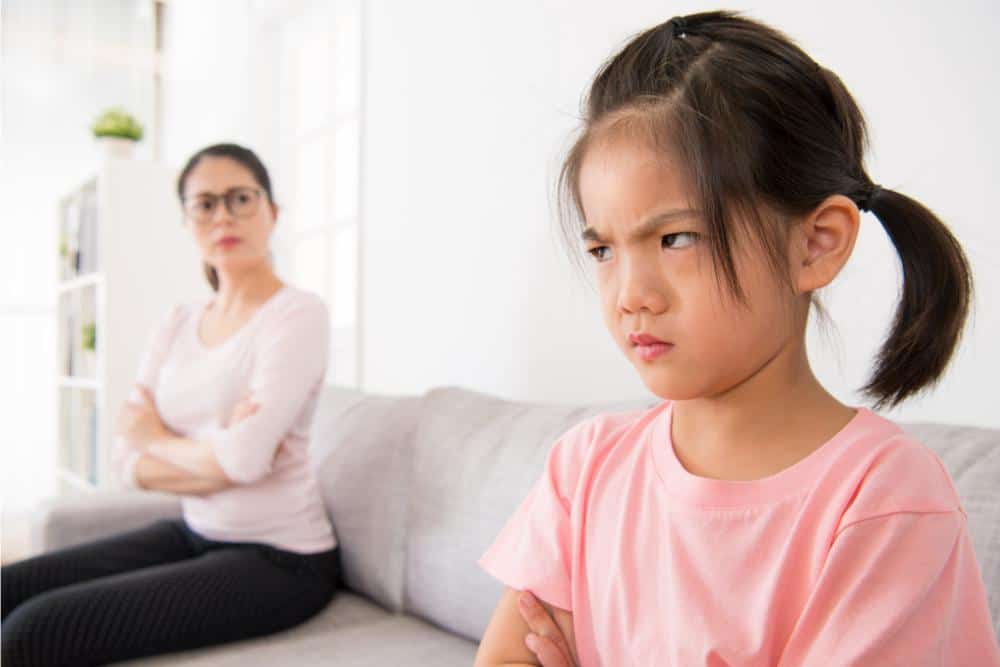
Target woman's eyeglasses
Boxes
[182,187,264,225]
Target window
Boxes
[254,0,363,387]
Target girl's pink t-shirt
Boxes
[480,401,1000,666]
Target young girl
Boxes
[475,11,999,666]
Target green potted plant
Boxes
[91,107,143,159]
[58,230,72,281]
[80,322,97,376]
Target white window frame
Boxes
[249,0,365,389]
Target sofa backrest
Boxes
[311,385,1000,644]
[900,421,1000,640]
[401,387,651,641]
[310,386,424,612]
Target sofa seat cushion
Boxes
[114,592,477,666]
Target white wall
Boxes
[65,1,1000,431]
[359,0,1000,427]
[159,0,259,168]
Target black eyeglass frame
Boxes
[181,187,267,223]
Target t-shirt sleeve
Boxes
[111,305,186,489]
[779,510,1000,665]
[209,295,329,485]
[477,420,595,612]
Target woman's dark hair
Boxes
[176,143,275,292]
[558,10,972,409]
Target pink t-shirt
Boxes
[113,286,336,554]
[480,401,1000,666]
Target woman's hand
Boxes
[116,386,170,449]
[518,591,579,667]
[226,394,288,459]
[226,393,259,427]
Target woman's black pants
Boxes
[1,519,340,666]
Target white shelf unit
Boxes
[56,158,207,494]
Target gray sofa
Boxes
[32,386,1000,665]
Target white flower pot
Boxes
[80,349,97,377]
[96,136,136,159]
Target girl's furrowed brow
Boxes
[581,208,699,244]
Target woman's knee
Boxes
[1,592,60,666]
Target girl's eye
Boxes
[662,232,698,249]
[587,246,612,262]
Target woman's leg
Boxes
[2,543,339,667]
[1,518,194,621]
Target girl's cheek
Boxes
[598,282,619,321]
[592,262,612,288]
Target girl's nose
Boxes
[617,261,669,315]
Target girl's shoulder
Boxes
[835,411,964,532]
[554,401,665,452]
[544,401,667,493]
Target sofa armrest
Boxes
[32,491,183,553]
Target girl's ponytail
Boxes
[860,186,972,408]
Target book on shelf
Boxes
[60,183,100,280]
[89,404,98,485]
[65,308,75,376]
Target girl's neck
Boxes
[669,336,855,482]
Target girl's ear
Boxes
[791,194,860,294]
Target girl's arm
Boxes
[778,511,1000,665]
[477,423,591,666]
[475,588,577,667]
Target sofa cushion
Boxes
[114,592,472,666]
[403,386,652,641]
[901,421,1000,640]
[311,386,424,612]
[34,491,182,553]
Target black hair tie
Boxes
[858,184,883,212]
[669,16,689,39]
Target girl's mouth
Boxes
[628,332,674,361]
[634,341,674,361]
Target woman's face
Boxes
[577,134,802,400]
[181,156,277,277]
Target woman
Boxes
[2,144,340,666]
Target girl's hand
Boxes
[226,393,259,427]
[116,386,170,449]
[518,591,579,667]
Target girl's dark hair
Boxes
[559,10,972,409]
[176,143,275,292]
